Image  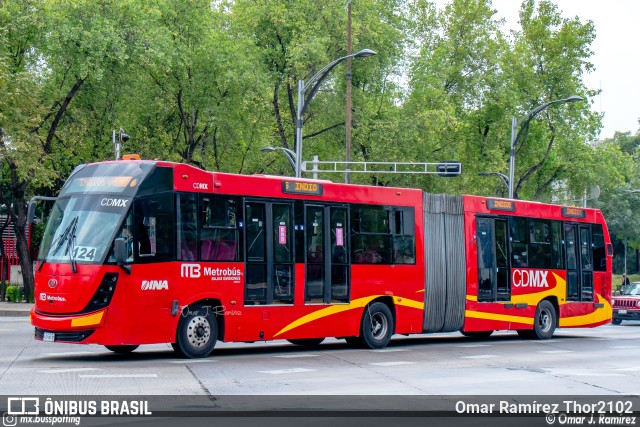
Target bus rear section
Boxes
[421,194,613,339]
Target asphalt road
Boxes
[1,318,639,396]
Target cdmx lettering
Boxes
[100,198,128,207]
[512,269,550,288]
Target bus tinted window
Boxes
[511,218,563,269]
[200,197,239,261]
[177,193,198,261]
[351,205,415,265]
[592,224,606,272]
[134,192,175,263]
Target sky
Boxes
[433,0,640,140]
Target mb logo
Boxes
[181,264,201,278]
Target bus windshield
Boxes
[38,194,131,265]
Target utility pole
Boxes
[345,0,353,184]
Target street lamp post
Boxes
[478,172,509,194]
[508,95,584,199]
[261,146,296,174]
[295,48,376,178]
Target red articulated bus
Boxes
[30,159,613,358]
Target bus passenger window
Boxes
[200,197,239,262]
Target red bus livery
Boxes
[30,160,613,357]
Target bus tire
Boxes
[611,318,622,325]
[105,345,138,354]
[359,302,394,349]
[174,305,217,358]
[532,300,556,340]
[460,330,493,339]
[287,338,324,347]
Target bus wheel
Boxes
[105,345,139,354]
[359,302,394,349]
[174,305,217,358]
[612,318,622,325]
[287,338,325,347]
[532,300,556,340]
[460,330,493,339]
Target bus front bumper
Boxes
[30,308,107,343]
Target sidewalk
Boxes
[0,301,32,317]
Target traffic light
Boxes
[436,162,462,177]
[118,128,130,144]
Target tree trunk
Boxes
[12,198,33,302]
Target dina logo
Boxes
[141,280,169,290]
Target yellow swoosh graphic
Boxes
[559,294,612,327]
[465,310,534,326]
[274,295,424,337]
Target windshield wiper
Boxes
[39,216,79,271]
[64,218,79,273]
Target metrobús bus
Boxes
[30,160,613,358]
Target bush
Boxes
[6,285,21,302]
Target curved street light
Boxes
[508,95,584,199]
[294,48,377,177]
[478,171,509,194]
[262,146,296,174]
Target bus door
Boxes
[244,201,295,305]
[476,216,510,302]
[565,223,594,302]
[304,204,350,304]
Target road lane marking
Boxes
[274,354,319,358]
[78,374,158,378]
[168,359,219,364]
[609,345,640,349]
[460,355,499,359]
[369,361,415,366]
[457,344,492,348]
[369,349,407,353]
[38,368,101,374]
[259,368,316,374]
[0,328,15,332]
[537,350,573,354]
[615,367,640,371]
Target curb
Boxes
[0,310,30,317]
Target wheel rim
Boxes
[538,308,552,333]
[186,316,211,348]
[370,312,388,341]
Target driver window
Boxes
[133,193,175,263]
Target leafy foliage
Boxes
[1,0,638,284]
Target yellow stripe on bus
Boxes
[274,295,424,337]
[464,310,534,326]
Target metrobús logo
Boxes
[511,269,562,295]
[141,280,169,290]
[207,267,242,283]
[180,264,243,283]
[39,293,66,302]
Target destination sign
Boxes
[487,199,515,211]
[562,207,586,219]
[282,181,323,196]
[78,176,136,188]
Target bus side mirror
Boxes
[114,238,131,274]
[27,201,37,224]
